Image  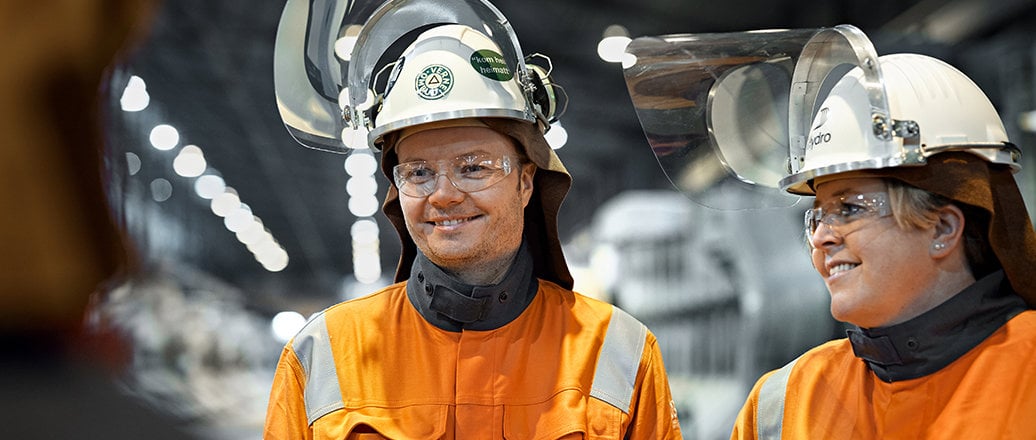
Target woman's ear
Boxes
[930,203,966,258]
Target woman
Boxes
[731,53,1036,438]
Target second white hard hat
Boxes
[781,53,1019,194]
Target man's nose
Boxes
[426,173,464,206]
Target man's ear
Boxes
[930,203,966,258]
[519,163,535,207]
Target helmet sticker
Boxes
[807,107,833,151]
[415,64,454,100]
[812,108,829,131]
[470,50,513,81]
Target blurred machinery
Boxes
[91,262,282,439]
[581,189,837,439]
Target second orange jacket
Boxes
[731,310,1036,439]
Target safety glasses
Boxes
[804,192,892,245]
[393,154,514,198]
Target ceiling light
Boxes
[353,251,381,284]
[126,152,142,176]
[120,75,150,112]
[235,218,266,245]
[344,151,378,176]
[350,219,379,245]
[149,124,180,151]
[173,144,207,177]
[194,174,226,199]
[224,205,254,232]
[545,122,568,149]
[348,194,379,217]
[1020,110,1036,132]
[262,258,289,273]
[150,178,173,202]
[270,311,306,343]
[210,188,241,217]
[597,24,631,63]
[340,126,370,150]
[346,175,378,197]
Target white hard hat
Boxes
[780,53,1020,194]
[622,25,1022,207]
[369,24,543,146]
[342,0,561,152]
[273,0,559,154]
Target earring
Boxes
[932,242,946,251]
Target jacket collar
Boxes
[405,240,538,332]
[847,270,1027,382]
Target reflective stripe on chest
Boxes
[293,304,647,424]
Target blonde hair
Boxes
[886,179,998,277]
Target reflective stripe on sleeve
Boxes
[290,311,345,425]
[756,356,799,440]
[590,306,648,414]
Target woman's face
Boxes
[809,177,943,328]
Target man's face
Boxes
[395,125,534,277]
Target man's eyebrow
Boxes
[454,150,491,159]
[400,150,495,163]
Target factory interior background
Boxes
[29,0,1036,438]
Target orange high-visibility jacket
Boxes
[731,310,1036,439]
[264,279,682,439]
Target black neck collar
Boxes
[847,270,1027,382]
[406,241,538,332]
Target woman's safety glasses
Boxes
[804,192,893,246]
[393,154,514,198]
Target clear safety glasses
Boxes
[393,154,515,198]
[804,192,893,245]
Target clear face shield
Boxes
[621,25,892,209]
[274,0,543,154]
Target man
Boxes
[264,0,683,437]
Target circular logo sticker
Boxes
[470,50,512,81]
[415,64,453,100]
